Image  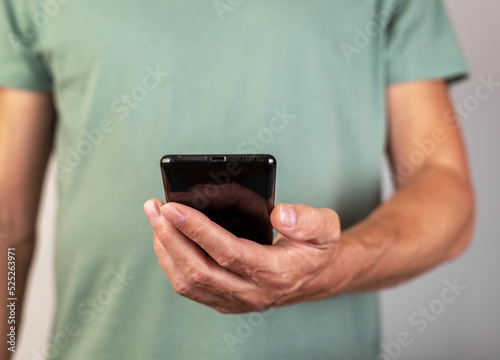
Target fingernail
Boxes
[162,203,186,226]
[144,201,161,226]
[280,204,297,228]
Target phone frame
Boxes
[160,154,277,245]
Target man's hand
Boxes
[144,200,340,314]
[143,80,475,313]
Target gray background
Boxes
[380,1,500,359]
[13,0,500,359]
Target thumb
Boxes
[143,199,166,226]
[270,203,341,245]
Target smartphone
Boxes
[160,154,277,245]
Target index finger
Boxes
[160,202,279,278]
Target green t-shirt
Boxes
[0,1,467,359]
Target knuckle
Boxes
[320,208,341,237]
[239,292,274,312]
[156,225,176,247]
[219,246,239,268]
[184,264,210,286]
[188,224,210,243]
[304,209,322,235]
[271,274,294,290]
[241,297,260,312]
[247,297,273,313]
[173,280,193,297]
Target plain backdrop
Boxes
[13,1,500,359]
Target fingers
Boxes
[153,229,274,314]
[270,203,341,246]
[159,202,276,276]
[144,199,339,313]
[147,200,249,288]
[143,198,165,225]
[146,200,258,311]
[153,233,235,312]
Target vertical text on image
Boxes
[6,248,16,353]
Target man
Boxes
[0,0,475,359]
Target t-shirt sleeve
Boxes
[385,0,468,85]
[0,1,52,91]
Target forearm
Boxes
[0,237,35,360]
[343,163,474,291]
[281,163,475,305]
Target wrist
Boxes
[326,230,370,296]
[335,218,396,294]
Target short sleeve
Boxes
[0,1,52,91]
[385,0,468,85]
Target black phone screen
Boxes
[160,155,276,245]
